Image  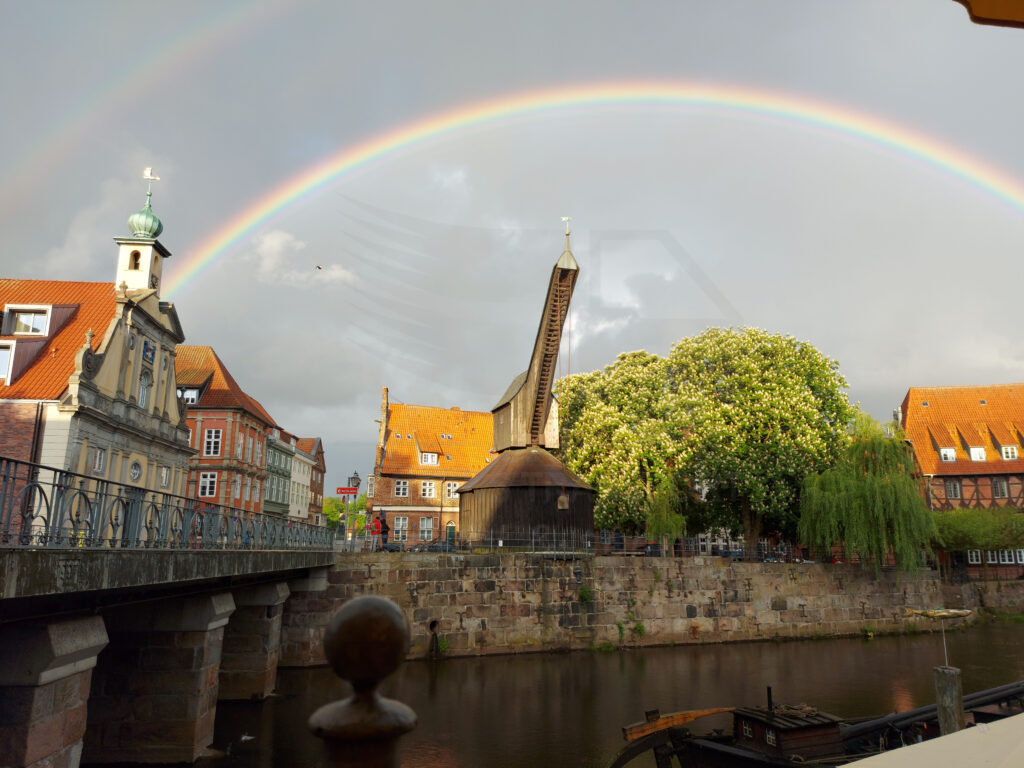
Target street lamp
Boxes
[345,471,361,549]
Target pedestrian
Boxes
[371,514,382,551]
[379,512,390,549]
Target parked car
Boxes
[382,541,405,553]
[428,541,457,553]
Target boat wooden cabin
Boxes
[730,703,844,762]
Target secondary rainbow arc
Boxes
[164,81,1024,298]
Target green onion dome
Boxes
[128,195,163,238]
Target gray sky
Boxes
[3,1,1023,495]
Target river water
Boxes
[199,623,1024,768]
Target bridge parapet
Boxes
[1,455,331,552]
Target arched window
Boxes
[130,251,141,270]
[138,370,152,408]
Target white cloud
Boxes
[247,229,357,287]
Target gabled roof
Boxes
[174,345,276,427]
[380,402,493,478]
[0,280,115,399]
[901,384,1024,476]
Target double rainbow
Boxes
[165,81,1024,297]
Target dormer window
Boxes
[1002,446,1018,460]
[0,343,11,383]
[970,447,986,462]
[940,447,956,462]
[420,452,438,465]
[6,306,49,335]
[182,388,199,404]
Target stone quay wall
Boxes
[290,553,1024,662]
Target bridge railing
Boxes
[0,455,332,551]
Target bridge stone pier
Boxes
[1,548,334,767]
[0,617,108,768]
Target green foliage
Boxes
[323,493,367,530]
[578,585,592,604]
[669,328,854,550]
[598,641,618,652]
[437,636,450,654]
[799,431,936,573]
[557,329,853,547]
[616,621,625,643]
[632,622,646,637]
[556,351,682,533]
[933,507,1024,550]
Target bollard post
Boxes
[933,665,965,735]
[308,596,417,768]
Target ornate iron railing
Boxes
[0,455,331,551]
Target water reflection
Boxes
[198,624,1024,768]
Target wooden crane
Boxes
[491,223,579,453]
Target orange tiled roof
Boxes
[296,437,318,454]
[0,280,115,400]
[174,345,276,426]
[900,384,1024,476]
[380,403,493,478]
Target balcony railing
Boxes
[0,455,331,551]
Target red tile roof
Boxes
[380,403,493,478]
[901,384,1024,476]
[174,345,276,426]
[0,280,115,400]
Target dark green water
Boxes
[202,623,1024,768]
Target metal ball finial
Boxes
[308,596,416,768]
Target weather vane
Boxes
[561,215,571,234]
[142,167,160,204]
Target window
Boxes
[92,447,106,473]
[13,309,48,335]
[254,440,262,465]
[199,472,217,497]
[419,516,434,541]
[244,476,251,501]
[765,728,776,747]
[992,477,1008,499]
[968,550,981,565]
[945,479,961,500]
[998,549,1014,564]
[1017,549,1024,565]
[420,452,438,465]
[159,466,170,488]
[233,476,241,498]
[1003,446,1018,461]
[742,721,752,739]
[204,428,222,456]
[939,447,956,462]
[138,370,152,408]
[367,475,375,498]
[395,479,409,498]
[445,481,460,499]
[130,250,141,270]
[246,435,253,462]
[0,343,11,382]
[394,516,409,541]
[181,388,198,404]
[235,432,243,459]
[421,481,435,498]
[970,447,986,462]
[987,550,998,564]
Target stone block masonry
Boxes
[295,554,1024,661]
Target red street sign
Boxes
[336,486,359,495]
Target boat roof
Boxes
[734,704,843,730]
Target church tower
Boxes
[114,168,170,295]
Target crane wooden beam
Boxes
[491,226,579,453]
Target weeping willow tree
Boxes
[645,474,689,553]
[799,429,936,574]
[933,507,1024,551]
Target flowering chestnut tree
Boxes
[668,328,854,551]
[558,328,854,544]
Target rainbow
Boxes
[165,81,1024,297]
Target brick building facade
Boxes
[368,387,492,545]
